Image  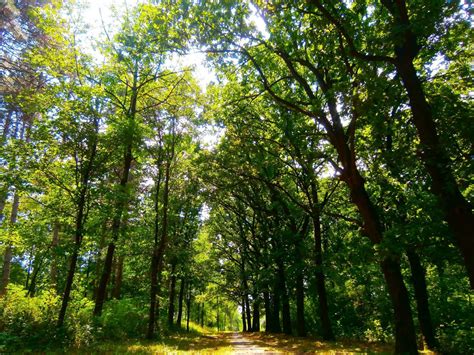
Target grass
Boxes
[77,331,396,354]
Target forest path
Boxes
[226,332,279,353]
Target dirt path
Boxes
[226,332,279,353]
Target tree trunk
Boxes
[186,285,191,332]
[94,78,137,315]
[395,58,474,288]
[167,264,177,327]
[376,0,474,289]
[252,297,260,332]
[27,255,44,297]
[272,281,281,333]
[407,250,438,350]
[245,292,252,331]
[310,186,334,340]
[263,291,272,332]
[50,222,60,290]
[322,76,417,353]
[112,255,124,299]
[295,238,306,337]
[147,127,174,338]
[0,186,7,224]
[58,184,89,327]
[241,296,247,331]
[94,223,107,301]
[0,192,20,296]
[200,303,204,327]
[1,110,12,143]
[277,262,292,335]
[176,277,185,327]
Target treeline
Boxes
[0,1,223,350]
[197,1,473,353]
[0,0,472,354]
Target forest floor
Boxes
[85,331,405,354]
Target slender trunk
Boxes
[252,297,260,331]
[186,284,191,332]
[263,291,272,332]
[241,296,247,331]
[272,282,281,333]
[407,250,438,350]
[0,187,7,223]
[167,264,177,327]
[277,262,292,335]
[27,255,44,297]
[147,127,174,338]
[94,143,133,316]
[0,192,20,296]
[176,277,185,327]
[201,303,205,327]
[310,184,334,340]
[1,110,12,143]
[112,255,124,299]
[94,223,106,301]
[50,222,60,290]
[245,292,252,332]
[295,238,306,337]
[58,181,91,327]
[95,74,137,315]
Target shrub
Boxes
[0,284,61,350]
[98,298,146,339]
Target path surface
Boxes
[227,332,279,354]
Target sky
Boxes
[73,0,268,150]
[75,0,220,148]
[77,0,214,89]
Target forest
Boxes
[0,0,472,353]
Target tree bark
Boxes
[50,221,60,290]
[379,0,474,289]
[58,167,93,327]
[167,264,177,327]
[277,262,292,335]
[320,72,417,353]
[407,249,438,350]
[147,123,175,338]
[112,254,124,299]
[396,58,474,288]
[186,284,191,332]
[294,234,306,337]
[252,297,260,331]
[200,303,204,327]
[272,281,281,333]
[309,182,334,340]
[94,141,133,316]
[94,69,138,316]
[241,296,247,331]
[0,192,19,296]
[176,277,185,327]
[263,290,272,332]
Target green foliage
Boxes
[0,284,61,350]
[98,298,147,340]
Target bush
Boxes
[65,290,96,348]
[0,284,61,350]
[98,298,147,340]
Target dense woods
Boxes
[0,0,472,353]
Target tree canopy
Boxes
[0,1,472,353]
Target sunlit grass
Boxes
[74,323,438,354]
